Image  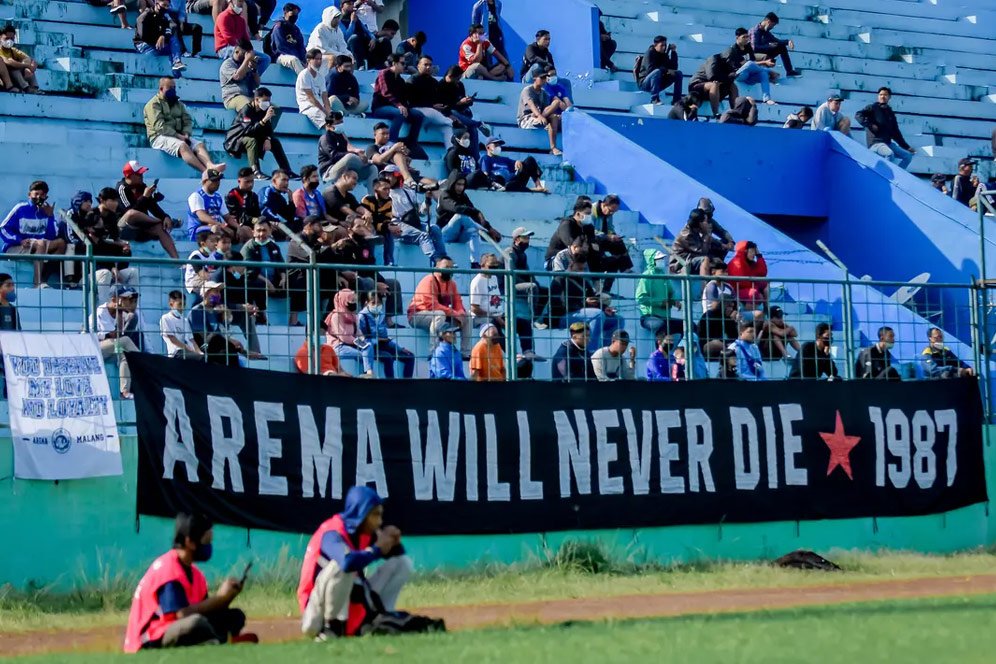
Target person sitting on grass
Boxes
[124,512,257,652]
[298,486,414,640]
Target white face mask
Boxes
[170,307,183,318]
[231,2,243,14]
[367,304,383,315]
[548,75,559,84]
[0,39,14,49]
[458,137,471,148]
[491,146,502,155]
[258,100,271,110]
[884,341,895,350]
[331,125,343,134]
[931,341,945,350]
[579,214,593,225]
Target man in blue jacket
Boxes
[734,320,766,381]
[298,486,413,640]
[270,3,307,73]
[429,325,466,379]
[0,180,67,287]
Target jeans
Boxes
[640,314,683,338]
[374,339,415,378]
[449,109,481,156]
[347,32,393,70]
[756,42,795,74]
[570,308,624,352]
[369,105,425,152]
[217,46,270,75]
[334,342,375,374]
[135,37,183,70]
[166,11,203,55]
[515,281,549,321]
[639,68,683,105]
[735,62,772,100]
[439,214,482,262]
[387,222,446,266]
[321,153,377,191]
[414,106,455,148]
[871,141,914,170]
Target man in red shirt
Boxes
[407,256,473,356]
[458,24,511,81]
[215,0,271,73]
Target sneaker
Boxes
[316,620,345,641]
[786,69,803,77]
[533,321,549,330]
[252,170,268,180]
[172,61,187,72]
[479,123,493,138]
[231,633,259,645]
[109,4,126,13]
[490,183,506,192]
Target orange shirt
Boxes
[295,342,342,375]
[471,339,505,381]
[407,274,466,319]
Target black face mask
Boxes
[438,273,452,282]
[346,302,357,312]
[287,14,298,23]
[192,542,213,562]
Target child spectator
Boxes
[671,346,686,381]
[160,290,203,359]
[0,273,19,331]
[358,291,415,378]
[734,320,765,381]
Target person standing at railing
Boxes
[161,290,205,360]
[0,180,67,288]
[90,285,143,400]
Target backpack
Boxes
[633,54,644,85]
[351,578,446,636]
[261,23,276,58]
[774,550,842,571]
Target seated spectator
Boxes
[549,242,624,351]
[931,172,950,195]
[812,95,851,134]
[365,123,426,185]
[698,197,735,256]
[646,332,675,382]
[727,240,768,310]
[325,54,368,116]
[520,30,569,93]
[91,0,133,30]
[224,87,294,179]
[688,50,738,118]
[438,65,488,151]
[395,30,428,75]
[240,218,285,307]
[215,0,270,73]
[115,161,180,257]
[592,329,636,381]
[323,216,400,322]
[0,180,67,287]
[790,322,839,380]
[471,0,510,65]
[219,38,262,112]
[187,169,245,242]
[408,55,458,149]
[160,290,203,359]
[701,258,735,317]
[371,56,427,159]
[293,165,330,221]
[720,96,758,125]
[386,169,446,265]
[0,272,18,331]
[269,3,306,73]
[718,347,739,379]
[72,189,140,299]
[757,306,800,359]
[408,257,472,358]
[307,6,349,69]
[345,14,398,71]
[91,285,143,398]
[319,111,376,189]
[225,167,262,227]
[0,24,41,93]
[429,325,466,379]
[470,253,537,359]
[749,12,801,77]
[297,48,333,129]
[360,175,393,247]
[471,322,505,381]
[952,158,977,208]
[734,320,765,381]
[518,67,564,155]
[636,35,682,106]
[324,288,374,377]
[551,322,594,382]
[184,230,223,296]
[921,327,974,379]
[358,290,415,378]
[543,65,573,112]
[855,87,916,170]
[699,297,741,360]
[589,195,634,287]
[188,280,255,366]
[322,169,368,226]
[145,78,227,174]
[444,131,489,189]
[211,261,265,347]
[727,28,777,106]
[668,94,700,121]
[597,7,617,71]
[855,325,901,380]
[285,215,322,326]
[260,169,300,229]
[783,106,813,129]
[436,173,502,267]
[503,227,549,329]
[545,198,594,268]
[636,249,681,336]
[668,206,734,276]
[459,23,511,82]
[294,337,349,375]
[134,0,186,78]
[481,139,546,193]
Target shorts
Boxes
[518,116,545,129]
[151,134,202,157]
[4,244,31,254]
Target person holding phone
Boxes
[0,180,67,287]
[124,513,258,651]
[298,486,413,640]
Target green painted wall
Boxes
[2,429,993,589]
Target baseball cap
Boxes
[512,226,535,239]
[486,137,506,147]
[479,322,498,339]
[325,110,344,125]
[122,160,149,178]
[930,173,947,184]
[827,94,843,102]
[611,329,630,343]
[569,321,589,334]
[770,305,783,319]
[203,280,225,290]
[109,284,138,299]
[437,324,459,338]
[958,157,978,168]
[653,250,667,262]
[383,164,400,174]
[530,63,550,79]
[202,168,223,182]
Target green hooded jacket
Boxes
[636,248,679,318]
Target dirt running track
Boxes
[6,574,996,657]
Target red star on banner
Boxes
[819,411,862,480]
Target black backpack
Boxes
[261,23,277,58]
[633,54,644,85]
[774,550,842,571]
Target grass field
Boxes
[9,594,996,663]
[2,546,996,635]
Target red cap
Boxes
[123,160,149,178]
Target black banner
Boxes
[129,353,988,535]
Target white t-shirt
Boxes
[356,0,382,32]
[159,311,194,357]
[470,273,503,317]
[187,191,228,221]
[296,66,324,111]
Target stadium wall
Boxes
[1,430,993,589]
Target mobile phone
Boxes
[153,178,160,187]
[240,561,253,585]
[471,92,479,99]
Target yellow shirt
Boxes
[470,339,505,381]
[0,46,29,63]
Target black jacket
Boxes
[545,217,594,262]
[317,130,350,176]
[855,102,910,149]
[134,9,174,47]
[552,339,594,381]
[240,238,285,282]
[720,97,757,126]
[667,98,698,121]
[226,187,261,226]
[689,52,735,88]
[789,341,840,380]
[855,344,900,380]
[436,173,480,226]
[721,43,755,73]
[406,73,441,109]
[224,104,277,157]
[952,174,975,207]
[438,78,471,114]
[638,46,678,82]
[520,42,554,78]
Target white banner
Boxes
[1,332,122,479]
